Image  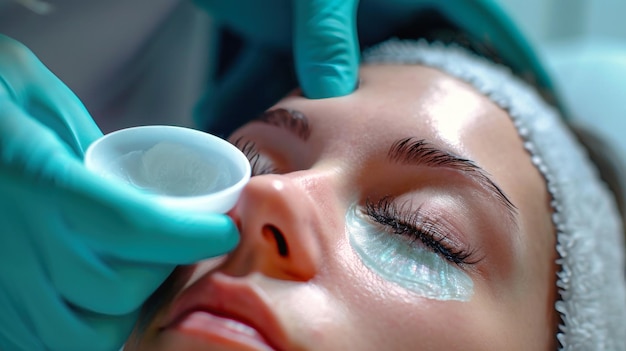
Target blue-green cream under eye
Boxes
[346,204,474,301]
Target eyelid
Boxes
[232,137,278,176]
[230,117,315,175]
[346,201,476,301]
[364,196,481,266]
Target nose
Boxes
[224,174,322,281]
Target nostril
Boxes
[263,224,289,257]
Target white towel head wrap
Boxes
[363,39,626,350]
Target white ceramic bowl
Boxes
[85,125,250,213]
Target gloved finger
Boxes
[0,35,101,156]
[0,221,131,351]
[0,97,79,175]
[293,0,360,98]
[58,182,238,313]
[0,234,47,350]
[3,145,240,268]
[1,100,239,266]
[40,219,174,315]
[77,310,138,351]
[0,291,45,350]
[53,158,240,264]
[26,280,135,351]
[0,165,172,316]
[27,63,103,157]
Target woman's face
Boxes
[126,64,558,351]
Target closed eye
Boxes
[365,196,480,266]
[232,137,278,176]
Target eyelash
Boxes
[232,137,278,176]
[364,196,479,265]
[232,138,477,266]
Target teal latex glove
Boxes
[194,0,558,136]
[194,0,360,100]
[0,35,239,351]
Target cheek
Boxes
[345,203,474,302]
[317,237,441,349]
[324,232,513,350]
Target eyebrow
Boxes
[255,108,311,141]
[388,137,518,222]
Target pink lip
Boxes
[162,272,290,351]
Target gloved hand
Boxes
[0,35,239,351]
[194,0,558,136]
[195,0,360,100]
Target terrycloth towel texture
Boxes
[363,39,626,351]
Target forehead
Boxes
[277,65,538,186]
[270,62,553,258]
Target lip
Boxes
[161,272,290,351]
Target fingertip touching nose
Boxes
[225,175,322,281]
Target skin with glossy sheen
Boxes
[125,64,559,351]
[346,203,475,301]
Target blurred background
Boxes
[497,0,626,161]
[2,0,625,159]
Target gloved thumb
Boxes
[293,0,360,99]
[0,35,102,158]
[48,159,241,265]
